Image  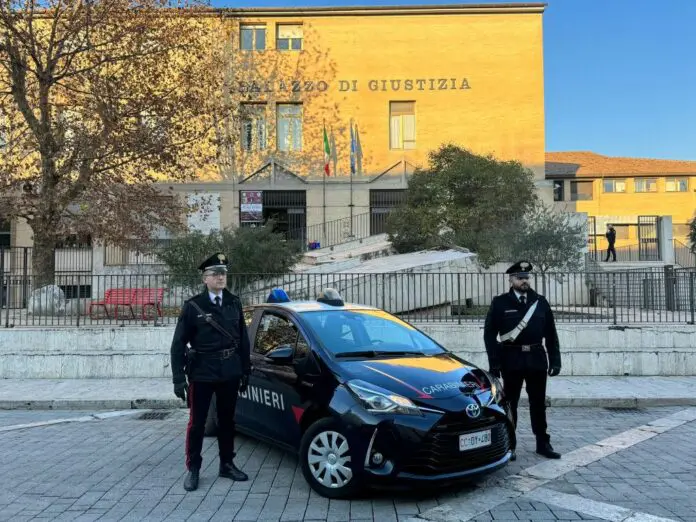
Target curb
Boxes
[0,399,186,411]
[2,397,696,410]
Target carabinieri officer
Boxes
[483,261,562,461]
[170,252,251,491]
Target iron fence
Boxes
[2,269,696,327]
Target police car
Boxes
[205,288,514,498]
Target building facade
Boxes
[181,2,550,247]
[547,151,696,256]
[6,3,548,257]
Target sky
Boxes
[209,0,696,161]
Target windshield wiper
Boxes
[335,350,427,359]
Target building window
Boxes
[240,24,266,51]
[389,101,416,150]
[666,177,688,192]
[240,104,267,152]
[603,179,626,193]
[634,178,657,193]
[570,181,593,201]
[276,24,303,50]
[276,104,302,152]
[0,220,10,247]
[552,180,564,202]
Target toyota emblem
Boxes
[465,403,481,419]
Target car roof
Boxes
[250,300,381,313]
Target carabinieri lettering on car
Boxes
[239,385,286,411]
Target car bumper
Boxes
[341,405,514,486]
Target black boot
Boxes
[219,461,248,481]
[184,468,199,491]
[536,440,561,459]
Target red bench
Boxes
[89,288,165,320]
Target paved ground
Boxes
[1,406,695,521]
[2,376,696,411]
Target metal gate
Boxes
[369,189,406,235]
[638,215,659,261]
[259,190,307,241]
[587,216,598,261]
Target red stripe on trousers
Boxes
[185,382,194,470]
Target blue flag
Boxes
[350,121,356,175]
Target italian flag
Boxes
[323,125,331,176]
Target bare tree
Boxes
[0,0,223,286]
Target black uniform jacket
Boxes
[170,288,251,384]
[483,288,561,373]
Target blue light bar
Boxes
[267,288,291,303]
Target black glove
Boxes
[489,368,502,379]
[548,366,561,377]
[174,381,188,402]
[239,374,249,393]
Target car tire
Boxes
[299,418,362,499]
[204,394,218,437]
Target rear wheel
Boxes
[204,394,218,437]
[299,418,362,499]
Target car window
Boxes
[243,308,254,326]
[254,311,309,358]
[300,309,445,356]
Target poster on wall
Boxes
[240,191,263,223]
[187,193,221,234]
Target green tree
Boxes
[386,144,538,265]
[155,224,303,297]
[505,203,587,273]
[0,0,222,287]
[501,203,587,296]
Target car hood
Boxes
[338,353,492,400]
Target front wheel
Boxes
[299,418,362,499]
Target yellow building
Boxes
[157,2,550,247]
[547,151,696,254]
[5,3,549,256]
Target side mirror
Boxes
[265,344,294,365]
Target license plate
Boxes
[459,429,492,451]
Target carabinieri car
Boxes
[204,288,515,498]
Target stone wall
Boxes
[1,323,695,379]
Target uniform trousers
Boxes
[185,378,240,470]
[501,368,549,447]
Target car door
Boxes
[233,307,258,429]
[244,309,317,448]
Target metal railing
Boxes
[287,211,389,251]
[0,246,93,275]
[586,242,660,263]
[2,269,696,327]
[674,239,696,268]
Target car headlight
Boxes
[488,375,504,405]
[346,379,422,416]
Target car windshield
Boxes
[300,309,446,357]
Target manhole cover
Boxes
[137,411,173,420]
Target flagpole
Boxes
[322,120,326,246]
[349,120,354,238]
